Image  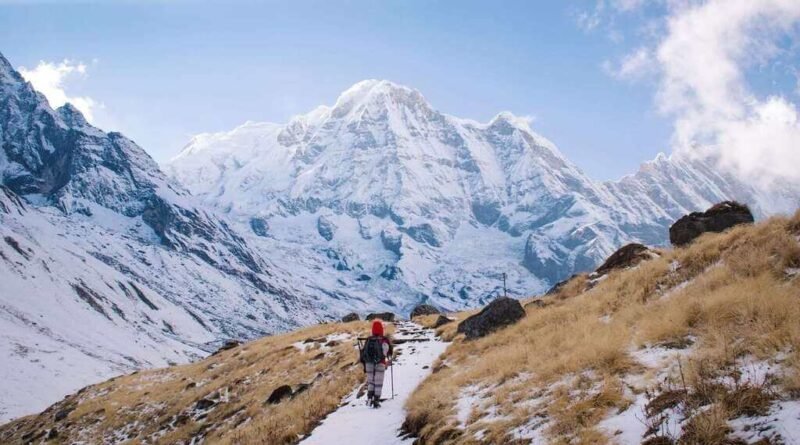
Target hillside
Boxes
[0,50,319,422]
[405,210,800,444]
[2,208,798,444]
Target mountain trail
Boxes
[301,320,448,445]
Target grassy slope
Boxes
[0,321,394,444]
[405,212,800,444]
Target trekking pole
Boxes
[390,358,395,399]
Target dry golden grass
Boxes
[405,211,800,444]
[0,320,395,444]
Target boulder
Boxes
[366,312,396,322]
[669,201,754,246]
[594,243,654,276]
[266,385,293,404]
[194,398,216,411]
[457,297,525,339]
[410,304,440,319]
[433,315,453,328]
[54,406,74,422]
[341,312,359,323]
[212,339,241,355]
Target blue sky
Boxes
[1,1,798,182]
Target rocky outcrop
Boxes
[366,312,396,322]
[317,216,336,241]
[594,243,655,276]
[669,201,754,246]
[380,229,403,256]
[266,385,293,405]
[410,304,440,318]
[341,313,359,323]
[249,218,269,237]
[457,297,525,339]
[212,340,241,356]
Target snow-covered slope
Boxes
[0,52,322,422]
[166,79,776,311]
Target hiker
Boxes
[360,320,394,408]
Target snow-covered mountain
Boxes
[0,52,327,422]
[166,79,774,312]
[0,53,790,424]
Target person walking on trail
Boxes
[360,320,394,408]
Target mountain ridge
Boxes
[165,78,780,300]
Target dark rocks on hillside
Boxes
[410,304,440,318]
[266,385,293,404]
[669,201,754,246]
[317,216,336,241]
[249,218,269,237]
[471,201,501,226]
[212,340,241,355]
[433,315,453,328]
[400,223,441,247]
[54,406,74,422]
[366,312,396,322]
[194,398,217,411]
[341,313,360,323]
[380,229,403,256]
[380,265,400,280]
[457,297,525,339]
[594,243,654,276]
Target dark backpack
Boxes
[361,336,385,364]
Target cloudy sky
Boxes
[1,0,798,183]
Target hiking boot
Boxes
[371,397,381,408]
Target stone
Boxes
[669,201,754,246]
[341,312,360,323]
[410,304,440,318]
[266,385,293,404]
[594,243,654,276]
[366,312,396,322]
[457,297,525,339]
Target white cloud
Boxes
[18,60,99,123]
[652,0,800,189]
[602,0,800,193]
[604,47,654,80]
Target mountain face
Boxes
[166,79,772,312]
[0,52,323,422]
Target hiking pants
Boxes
[365,362,386,399]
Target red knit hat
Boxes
[371,320,384,336]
